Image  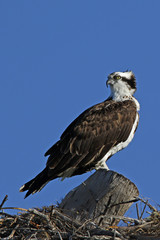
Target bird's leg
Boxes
[95,161,110,171]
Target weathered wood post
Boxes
[60,169,139,227]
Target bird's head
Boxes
[106,71,137,100]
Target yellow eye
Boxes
[115,75,121,80]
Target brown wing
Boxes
[45,99,138,179]
[20,99,139,198]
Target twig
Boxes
[0,211,15,218]
[0,195,8,210]
[58,231,63,240]
[74,219,91,234]
[110,197,140,208]
[90,228,125,240]
[0,197,159,239]
[138,197,157,212]
[1,207,28,212]
[111,228,125,240]
[10,216,18,227]
[7,224,19,239]
[54,208,81,228]
[28,208,55,231]
[136,203,140,220]
[140,200,148,219]
[95,214,145,225]
[50,205,54,220]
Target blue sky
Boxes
[0,1,160,215]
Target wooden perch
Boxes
[60,169,139,227]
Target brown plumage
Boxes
[20,71,140,198]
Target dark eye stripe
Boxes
[122,76,136,89]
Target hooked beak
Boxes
[106,77,114,87]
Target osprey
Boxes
[20,71,140,198]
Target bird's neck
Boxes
[110,84,133,100]
[109,87,140,111]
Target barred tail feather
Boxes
[19,168,49,198]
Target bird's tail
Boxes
[19,168,49,198]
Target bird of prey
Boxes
[20,70,140,198]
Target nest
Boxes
[0,195,160,240]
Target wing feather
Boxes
[45,100,138,179]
